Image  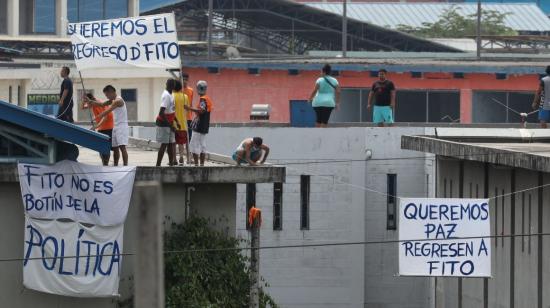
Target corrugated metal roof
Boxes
[306,3,550,32]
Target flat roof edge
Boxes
[401,135,550,173]
[0,164,286,184]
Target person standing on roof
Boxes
[182,71,195,153]
[84,85,129,166]
[232,137,270,166]
[533,65,550,128]
[186,80,213,166]
[368,69,396,127]
[173,79,190,165]
[57,66,74,123]
[155,78,180,166]
[83,93,114,166]
[308,64,340,127]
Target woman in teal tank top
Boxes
[308,64,341,127]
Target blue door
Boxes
[289,100,315,127]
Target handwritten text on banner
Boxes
[398,198,491,277]
[18,160,136,226]
[69,13,180,70]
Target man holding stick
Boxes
[84,85,129,166]
[83,93,114,166]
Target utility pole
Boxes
[207,0,213,60]
[249,208,261,308]
[476,0,482,60]
[342,0,348,57]
[135,182,164,308]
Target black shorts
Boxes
[313,107,334,124]
[98,129,113,150]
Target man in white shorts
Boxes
[186,81,213,166]
[85,85,129,166]
[155,79,180,166]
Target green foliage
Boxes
[397,6,517,38]
[164,216,278,308]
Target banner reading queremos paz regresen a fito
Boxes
[69,13,180,70]
[398,198,491,277]
[18,160,136,297]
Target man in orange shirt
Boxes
[83,93,114,166]
[186,80,213,166]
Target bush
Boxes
[164,216,277,308]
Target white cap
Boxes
[196,80,208,93]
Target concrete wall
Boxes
[129,126,436,307]
[0,181,236,308]
[0,65,541,124]
[177,67,540,124]
[435,159,550,308]
[0,79,24,105]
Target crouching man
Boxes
[232,137,270,166]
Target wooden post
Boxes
[134,181,165,308]
[249,209,261,308]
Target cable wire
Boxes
[3,232,549,263]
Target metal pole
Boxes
[207,0,213,60]
[249,212,260,308]
[476,0,482,60]
[78,71,95,127]
[134,182,165,308]
[342,0,348,57]
[291,19,295,55]
[179,68,191,163]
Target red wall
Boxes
[182,67,540,124]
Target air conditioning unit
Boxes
[250,104,270,121]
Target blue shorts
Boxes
[539,108,550,122]
[373,105,394,124]
[232,150,261,164]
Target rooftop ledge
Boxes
[0,162,286,184]
[402,128,550,173]
[0,137,285,184]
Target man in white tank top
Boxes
[84,85,129,166]
[533,66,550,128]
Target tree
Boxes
[397,6,517,38]
[164,216,278,308]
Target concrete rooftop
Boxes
[402,128,550,173]
[0,143,285,184]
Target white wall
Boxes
[128,126,435,308]
[362,128,435,308]
[0,80,24,105]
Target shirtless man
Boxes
[232,137,270,166]
[84,85,129,166]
